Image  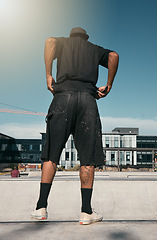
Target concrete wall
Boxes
[1,177,157,221]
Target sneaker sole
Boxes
[31,215,47,220]
[79,217,103,225]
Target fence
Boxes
[103,147,157,171]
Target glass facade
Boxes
[1,130,157,169]
[0,138,42,163]
[137,136,157,165]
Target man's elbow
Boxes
[45,37,56,45]
[109,51,119,62]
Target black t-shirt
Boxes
[53,36,113,95]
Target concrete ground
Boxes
[1,171,157,240]
[1,221,157,240]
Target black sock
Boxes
[81,188,93,214]
[36,183,52,210]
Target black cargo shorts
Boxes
[41,91,104,167]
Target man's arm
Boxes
[97,51,119,98]
[44,37,56,94]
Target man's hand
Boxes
[96,85,112,99]
[47,75,55,94]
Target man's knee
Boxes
[80,165,94,172]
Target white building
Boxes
[57,128,139,169]
[102,128,138,166]
[59,135,80,169]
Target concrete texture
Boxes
[1,221,157,240]
[1,172,157,240]
[1,172,157,221]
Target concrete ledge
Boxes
[1,179,157,221]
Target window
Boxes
[106,138,109,148]
[65,152,69,161]
[17,144,22,151]
[11,144,17,151]
[126,152,130,164]
[111,152,115,164]
[1,144,7,151]
[71,139,74,149]
[40,144,42,151]
[120,152,123,161]
[32,145,40,151]
[114,137,118,148]
[71,152,74,161]
[21,144,30,151]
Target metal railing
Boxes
[103,147,157,171]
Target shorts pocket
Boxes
[46,94,71,120]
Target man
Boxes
[31,27,119,224]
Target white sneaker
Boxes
[30,208,48,220]
[79,209,103,225]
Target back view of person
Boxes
[31,27,119,224]
[11,166,20,178]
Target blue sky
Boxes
[0,0,157,138]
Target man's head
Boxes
[70,27,89,40]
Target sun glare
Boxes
[0,0,19,20]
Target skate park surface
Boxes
[1,171,157,240]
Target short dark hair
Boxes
[70,32,88,40]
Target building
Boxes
[0,133,42,163]
[102,128,138,166]
[1,129,157,169]
[137,135,157,166]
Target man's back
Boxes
[56,37,111,85]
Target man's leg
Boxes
[79,165,103,224]
[80,165,94,214]
[36,161,57,210]
[41,160,57,183]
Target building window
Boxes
[111,152,115,164]
[65,152,69,161]
[114,137,118,148]
[71,139,74,149]
[21,144,30,151]
[106,138,109,148]
[71,152,73,161]
[126,152,130,164]
[32,145,40,151]
[71,152,75,161]
[1,144,7,151]
[17,144,22,151]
